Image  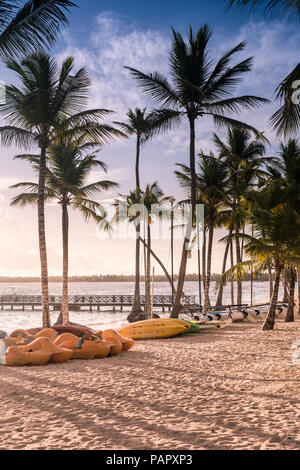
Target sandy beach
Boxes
[0,319,300,450]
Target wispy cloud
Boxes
[58,11,170,119]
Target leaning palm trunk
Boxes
[140,237,176,296]
[171,118,196,317]
[285,268,296,323]
[61,201,69,325]
[216,235,231,306]
[38,147,50,328]
[203,226,214,313]
[145,224,152,318]
[235,229,242,305]
[262,262,282,331]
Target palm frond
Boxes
[125,67,182,108]
[145,108,182,139]
[80,180,119,197]
[270,98,300,138]
[211,114,269,142]
[205,95,269,114]
[0,1,75,59]
[0,126,36,148]
[10,192,39,206]
[227,0,300,20]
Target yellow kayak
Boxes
[120,319,191,340]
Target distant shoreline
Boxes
[0,274,272,283]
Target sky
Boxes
[0,0,299,277]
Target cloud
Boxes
[58,11,170,119]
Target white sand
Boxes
[0,319,300,450]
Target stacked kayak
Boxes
[0,327,134,367]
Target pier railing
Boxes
[0,294,196,311]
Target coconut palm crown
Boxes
[126,24,269,316]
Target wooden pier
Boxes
[0,294,196,313]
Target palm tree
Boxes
[213,127,267,305]
[267,138,300,316]
[114,108,175,315]
[114,184,169,318]
[142,182,169,318]
[126,25,269,317]
[220,184,300,330]
[175,153,228,313]
[0,1,75,59]
[270,63,300,138]
[11,143,118,325]
[113,189,144,321]
[0,53,124,328]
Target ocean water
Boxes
[0,281,281,334]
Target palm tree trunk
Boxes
[230,241,234,305]
[285,268,296,323]
[171,117,196,317]
[131,134,143,315]
[216,235,231,307]
[268,263,273,302]
[38,147,50,328]
[145,223,152,319]
[298,267,300,316]
[262,261,282,331]
[282,268,289,303]
[136,134,141,191]
[202,230,207,296]
[203,225,214,314]
[235,229,242,305]
[61,201,69,325]
[131,223,143,314]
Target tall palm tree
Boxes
[0,0,75,59]
[114,108,175,315]
[11,143,118,325]
[175,153,228,313]
[142,182,169,318]
[113,189,144,320]
[126,25,269,317]
[0,53,124,327]
[213,127,267,305]
[114,183,169,319]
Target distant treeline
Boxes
[0,273,272,283]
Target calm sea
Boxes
[0,281,280,333]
